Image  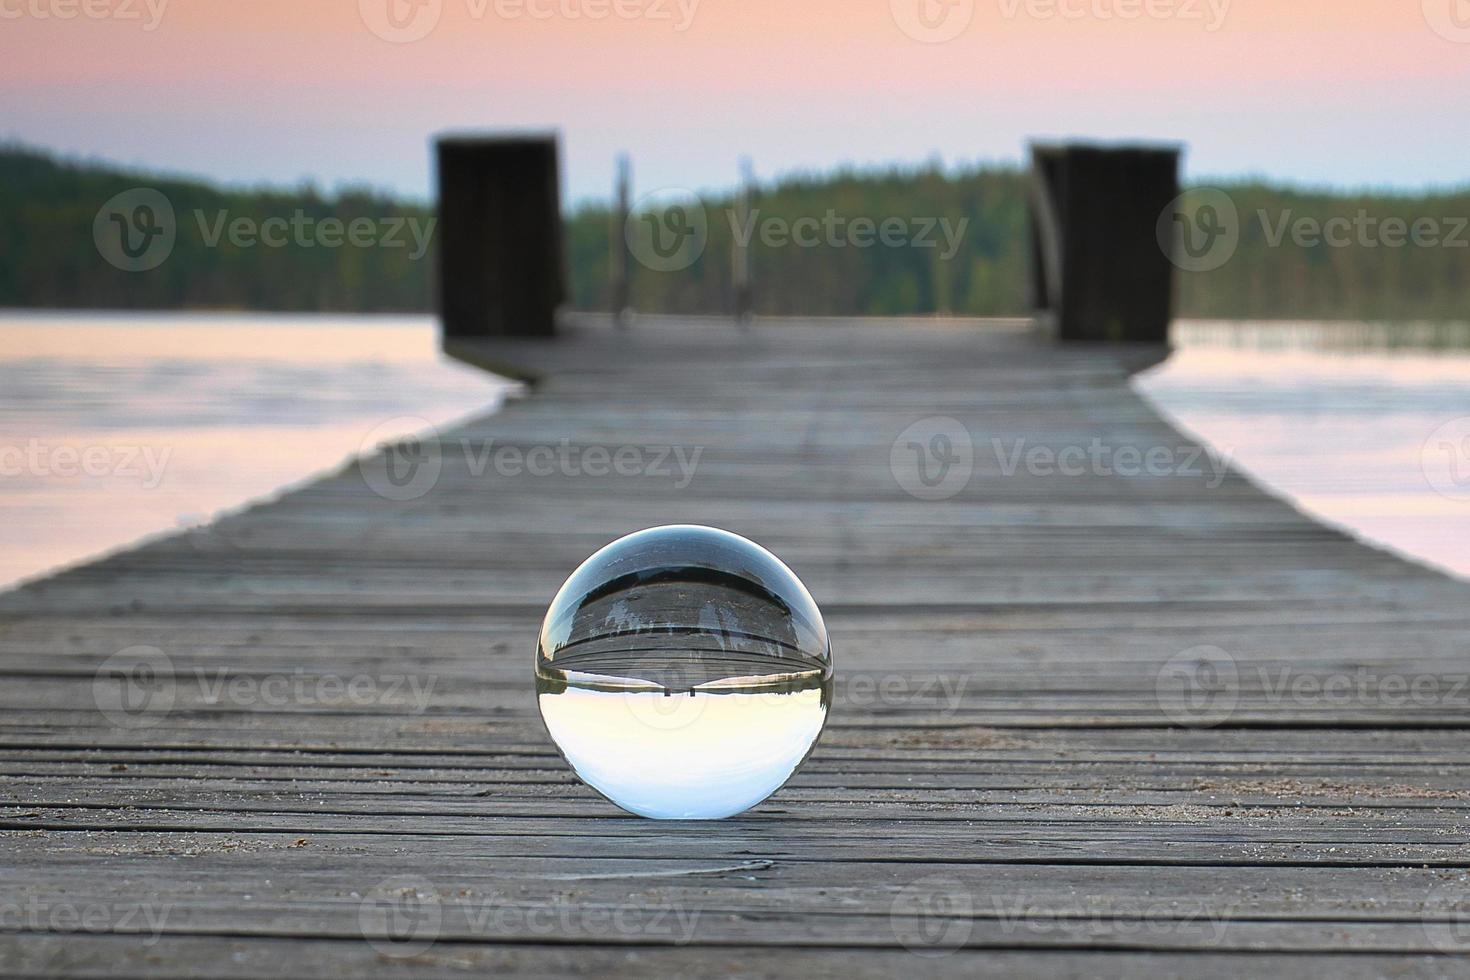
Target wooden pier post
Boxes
[436,133,564,339]
[733,158,754,323]
[1029,143,1180,344]
[611,153,632,327]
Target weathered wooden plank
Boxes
[4,935,1464,980]
[2,316,1468,975]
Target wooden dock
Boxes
[3,315,1469,977]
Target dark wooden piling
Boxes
[1029,143,1180,344]
[435,133,565,338]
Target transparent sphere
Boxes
[536,525,832,819]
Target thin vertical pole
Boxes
[733,157,754,324]
[613,153,632,327]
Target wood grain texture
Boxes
[2,315,1468,977]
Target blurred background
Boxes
[1,0,1467,585]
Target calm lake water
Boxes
[1135,320,1470,580]
[0,313,1466,589]
[0,312,515,589]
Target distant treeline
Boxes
[4,144,1468,320]
[0,146,434,312]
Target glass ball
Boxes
[536,525,832,819]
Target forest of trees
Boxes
[0,145,434,312]
[3,143,1467,321]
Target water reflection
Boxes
[1137,320,1470,579]
[0,312,515,589]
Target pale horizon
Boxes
[4,0,1468,201]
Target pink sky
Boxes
[3,0,1467,200]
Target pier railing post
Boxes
[612,153,632,326]
[1029,143,1180,344]
[436,133,564,339]
[733,158,754,323]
